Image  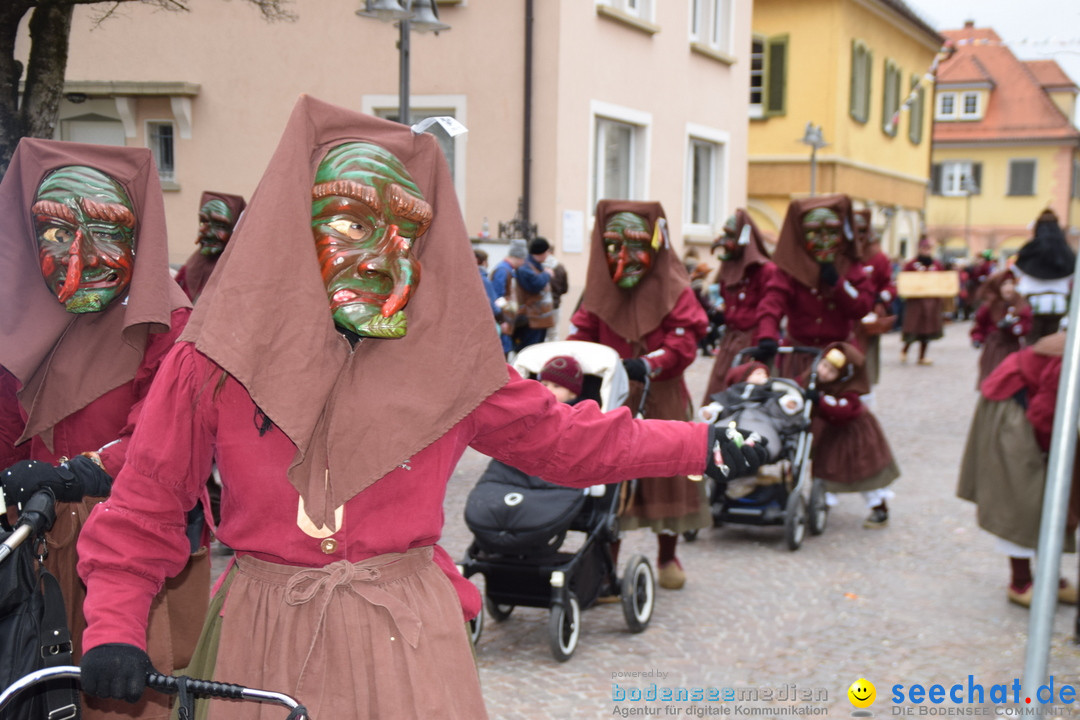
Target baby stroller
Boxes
[0,667,310,719]
[459,341,653,662]
[691,346,828,550]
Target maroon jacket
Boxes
[721,262,778,333]
[754,267,875,347]
[980,347,1061,451]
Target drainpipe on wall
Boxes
[522,0,534,240]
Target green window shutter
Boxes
[930,164,942,195]
[764,34,788,117]
[850,41,860,119]
[862,50,873,124]
[908,77,924,145]
[971,163,982,194]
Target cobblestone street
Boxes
[435,321,1080,719]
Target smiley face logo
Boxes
[848,678,876,709]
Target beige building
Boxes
[17,0,753,322]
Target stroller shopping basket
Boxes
[465,460,586,557]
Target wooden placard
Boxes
[897,270,960,299]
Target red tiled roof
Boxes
[934,25,1080,144]
[1025,60,1078,90]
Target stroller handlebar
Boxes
[0,666,309,719]
[0,488,56,564]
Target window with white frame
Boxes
[591,102,651,207]
[1007,159,1036,196]
[932,160,981,196]
[690,0,732,55]
[597,0,653,20]
[147,121,175,184]
[684,125,728,233]
[936,92,956,119]
[961,92,981,118]
[937,91,982,120]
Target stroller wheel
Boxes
[485,596,514,622]
[682,529,699,542]
[620,554,655,633]
[784,492,807,551]
[808,478,828,536]
[468,603,484,646]
[547,592,581,662]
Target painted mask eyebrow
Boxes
[30,198,135,228]
[312,179,382,214]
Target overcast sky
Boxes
[901,0,1080,89]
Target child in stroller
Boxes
[460,341,655,661]
[695,348,826,550]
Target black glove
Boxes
[1,455,111,507]
[819,262,840,287]
[705,424,770,481]
[622,357,649,382]
[752,338,778,364]
[804,388,821,403]
[81,643,155,704]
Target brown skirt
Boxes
[957,397,1075,552]
[192,547,486,720]
[702,326,756,403]
[619,377,711,532]
[45,500,210,720]
[901,297,944,341]
[812,412,900,492]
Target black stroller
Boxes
[459,341,654,662]
[0,490,309,719]
[690,346,828,550]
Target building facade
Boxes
[925,22,1080,261]
[747,0,941,259]
[16,0,753,326]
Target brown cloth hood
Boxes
[179,190,247,300]
[180,95,508,527]
[0,138,189,450]
[772,194,856,289]
[579,200,689,343]
[714,209,771,286]
[811,341,870,396]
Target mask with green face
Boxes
[197,198,237,257]
[311,142,433,339]
[714,214,743,261]
[32,166,136,314]
[603,212,656,289]
[801,207,843,263]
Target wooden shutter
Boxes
[971,163,982,195]
[908,78,924,145]
[930,164,942,195]
[764,34,788,117]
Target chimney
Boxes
[964,20,975,28]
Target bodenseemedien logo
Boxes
[849,678,877,717]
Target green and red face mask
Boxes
[32,166,136,314]
[603,211,658,289]
[197,198,238,257]
[801,207,843,263]
[714,214,751,262]
[311,142,433,339]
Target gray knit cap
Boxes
[507,238,528,259]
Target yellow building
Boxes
[748,0,942,258]
[925,23,1080,260]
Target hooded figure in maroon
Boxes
[174,190,247,302]
[0,138,203,720]
[75,97,757,719]
[753,194,875,379]
[702,209,778,402]
[568,200,710,590]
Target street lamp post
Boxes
[356,0,450,127]
[798,122,828,197]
